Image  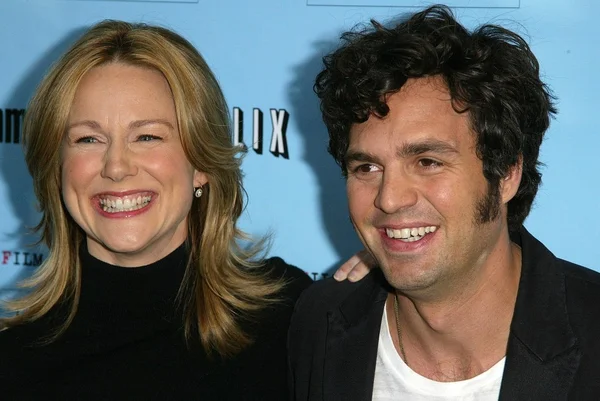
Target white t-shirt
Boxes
[372,306,505,401]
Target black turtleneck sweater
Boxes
[0,244,313,400]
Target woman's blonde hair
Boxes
[1,20,283,357]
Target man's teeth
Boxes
[100,195,152,213]
[385,226,437,242]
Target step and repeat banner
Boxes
[0,0,598,299]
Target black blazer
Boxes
[288,227,600,400]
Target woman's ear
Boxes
[193,170,209,188]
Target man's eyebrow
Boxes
[345,140,458,162]
[396,140,459,158]
[344,150,382,166]
[344,139,459,166]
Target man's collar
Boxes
[508,226,577,360]
[499,226,580,400]
[336,268,390,329]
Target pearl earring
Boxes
[194,186,203,198]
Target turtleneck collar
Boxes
[21,241,196,356]
[77,241,189,316]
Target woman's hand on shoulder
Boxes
[333,250,377,282]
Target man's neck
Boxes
[388,240,522,382]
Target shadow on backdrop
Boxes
[288,39,364,277]
[0,27,88,305]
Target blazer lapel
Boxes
[323,270,389,401]
[499,227,580,400]
[499,335,580,400]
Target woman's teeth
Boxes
[385,226,437,242]
[99,195,152,213]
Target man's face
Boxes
[346,76,515,297]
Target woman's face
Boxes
[61,63,207,267]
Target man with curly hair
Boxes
[289,5,600,400]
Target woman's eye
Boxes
[75,136,97,144]
[137,135,161,142]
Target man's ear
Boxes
[193,170,209,188]
[501,157,523,204]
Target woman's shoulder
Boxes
[0,316,57,390]
[0,315,50,347]
[242,257,313,346]
[239,257,312,336]
[262,256,314,300]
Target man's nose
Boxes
[374,170,418,214]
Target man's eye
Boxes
[355,164,379,173]
[419,158,442,168]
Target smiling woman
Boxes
[0,21,316,400]
[62,64,205,267]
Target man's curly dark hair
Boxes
[315,5,556,231]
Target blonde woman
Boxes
[0,21,368,400]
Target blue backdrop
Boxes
[0,0,598,300]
